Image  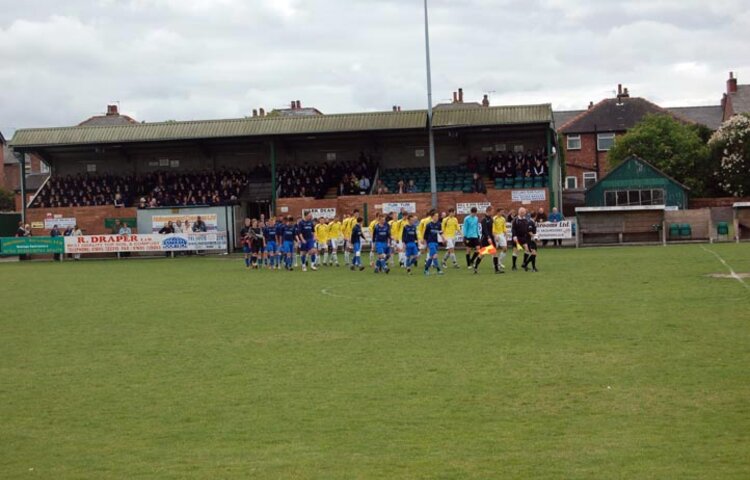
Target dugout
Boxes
[734,202,750,242]
[575,205,666,247]
[585,156,689,210]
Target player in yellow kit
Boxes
[417,209,435,251]
[341,209,358,265]
[441,208,460,268]
[326,215,342,266]
[492,207,508,272]
[314,217,329,267]
[388,213,407,267]
[368,214,381,267]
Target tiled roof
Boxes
[560,97,675,134]
[667,105,723,130]
[728,85,750,115]
[553,110,585,129]
[78,114,139,127]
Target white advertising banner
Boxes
[64,232,228,254]
[44,217,76,229]
[151,214,218,233]
[382,202,417,214]
[302,207,337,219]
[456,202,491,215]
[511,189,547,202]
[536,221,573,240]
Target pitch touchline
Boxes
[700,245,750,292]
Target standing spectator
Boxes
[192,216,207,232]
[15,221,25,237]
[111,219,122,235]
[159,221,175,234]
[119,222,132,257]
[50,224,61,261]
[548,207,564,247]
[71,225,83,261]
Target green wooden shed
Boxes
[585,156,689,209]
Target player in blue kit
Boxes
[349,217,366,271]
[263,218,278,269]
[296,212,318,272]
[281,216,298,270]
[274,217,285,269]
[423,211,444,276]
[401,215,420,275]
[372,215,392,274]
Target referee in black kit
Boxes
[511,207,538,272]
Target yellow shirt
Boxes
[343,217,355,238]
[315,223,329,243]
[417,216,431,241]
[442,216,459,239]
[328,220,342,239]
[390,219,406,241]
[368,219,379,234]
[493,215,507,235]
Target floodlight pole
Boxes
[424,0,438,209]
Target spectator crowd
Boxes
[31,169,250,209]
[278,152,378,199]
[486,148,549,179]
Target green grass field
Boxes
[1,244,749,479]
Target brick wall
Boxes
[689,197,750,208]
[27,206,138,235]
[276,189,550,221]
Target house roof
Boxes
[3,145,16,164]
[78,113,139,127]
[667,105,723,130]
[727,85,750,115]
[9,104,553,149]
[0,131,5,144]
[560,97,675,134]
[585,155,690,193]
[553,110,585,129]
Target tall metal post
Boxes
[424,0,438,209]
[270,140,277,215]
[17,152,27,224]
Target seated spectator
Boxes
[375,179,389,195]
[395,179,406,194]
[406,179,417,193]
[358,176,371,193]
[471,173,487,194]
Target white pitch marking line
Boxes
[700,245,750,291]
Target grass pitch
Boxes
[1,244,749,479]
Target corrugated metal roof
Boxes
[433,104,552,128]
[9,104,553,149]
[9,110,428,148]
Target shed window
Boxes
[604,189,666,207]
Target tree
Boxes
[709,113,750,197]
[0,187,15,212]
[607,114,712,195]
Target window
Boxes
[565,176,578,190]
[597,133,615,151]
[86,164,97,173]
[583,172,597,189]
[566,134,581,150]
[326,152,336,161]
[40,162,50,174]
[604,189,666,207]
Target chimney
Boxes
[291,100,296,110]
[588,101,594,109]
[617,84,623,96]
[259,108,265,116]
[393,105,398,112]
[296,100,302,109]
[106,104,118,116]
[622,87,630,98]
[397,106,401,112]
[482,94,490,107]
[727,71,738,94]
[252,109,258,117]
[458,88,464,103]
[452,91,458,103]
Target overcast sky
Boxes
[1,0,748,136]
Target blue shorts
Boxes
[282,241,295,254]
[242,244,251,254]
[405,242,419,257]
[428,242,439,256]
[353,242,361,254]
[376,242,389,255]
[300,238,315,251]
[266,241,277,253]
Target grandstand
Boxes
[9,103,559,233]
